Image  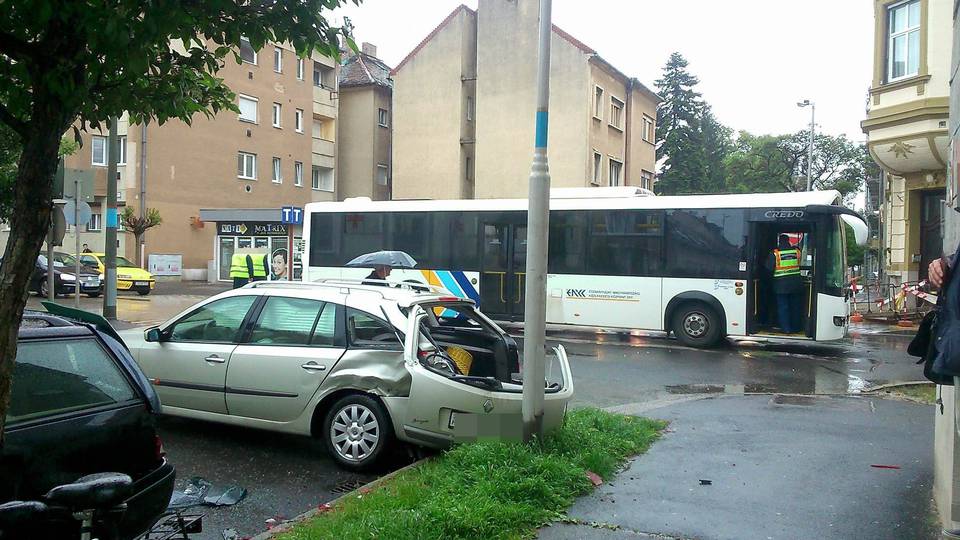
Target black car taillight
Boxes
[154,435,166,461]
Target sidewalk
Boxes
[539,395,937,540]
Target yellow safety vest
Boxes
[230,253,250,278]
[252,254,268,278]
[773,248,801,278]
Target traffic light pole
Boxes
[103,118,118,320]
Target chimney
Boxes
[361,42,377,57]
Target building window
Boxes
[609,96,624,130]
[272,157,282,183]
[272,103,282,128]
[887,0,920,81]
[295,108,304,133]
[312,165,333,191]
[608,158,622,186]
[312,120,322,139]
[273,47,282,73]
[592,151,602,185]
[87,213,102,232]
[297,58,304,80]
[641,169,654,191]
[376,164,388,186]
[238,94,258,123]
[294,161,303,186]
[314,62,334,89]
[378,108,389,127]
[238,152,257,180]
[642,116,654,143]
[466,97,474,122]
[594,86,604,119]
[116,135,127,165]
[91,135,107,166]
[239,37,257,65]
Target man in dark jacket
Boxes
[362,265,391,286]
[929,251,960,379]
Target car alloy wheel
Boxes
[330,403,380,463]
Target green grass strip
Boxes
[281,408,666,540]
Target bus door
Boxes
[480,221,527,320]
[745,220,815,339]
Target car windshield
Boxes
[115,257,136,267]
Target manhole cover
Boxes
[772,394,817,406]
[331,479,366,494]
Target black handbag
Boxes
[910,310,954,385]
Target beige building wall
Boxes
[339,85,392,201]
[392,7,477,200]
[474,0,590,198]
[627,89,658,189]
[392,0,658,200]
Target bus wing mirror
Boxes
[839,214,868,246]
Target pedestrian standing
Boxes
[251,252,269,282]
[362,264,391,286]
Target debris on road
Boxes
[168,476,248,510]
[699,479,713,485]
[586,471,603,486]
[870,464,902,470]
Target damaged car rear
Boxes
[122,282,573,471]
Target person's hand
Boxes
[930,258,946,287]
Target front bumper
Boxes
[118,279,155,291]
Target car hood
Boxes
[117,267,154,280]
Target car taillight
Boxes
[155,435,166,461]
[417,350,429,360]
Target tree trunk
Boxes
[135,233,143,267]
[0,122,66,442]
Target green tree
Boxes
[0,126,78,221]
[121,207,162,266]
[0,1,357,440]
[724,130,875,201]
[700,107,733,194]
[655,52,706,195]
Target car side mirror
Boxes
[145,327,163,342]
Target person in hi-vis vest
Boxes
[251,253,269,282]
[767,234,804,333]
[229,252,254,289]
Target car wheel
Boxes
[136,288,151,296]
[323,394,393,471]
[672,302,722,348]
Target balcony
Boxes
[313,86,337,119]
[862,96,949,177]
[312,137,335,159]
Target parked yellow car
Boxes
[79,253,156,295]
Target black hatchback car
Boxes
[0,309,175,539]
[30,253,103,297]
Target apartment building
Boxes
[391,0,659,200]
[36,41,341,281]
[338,42,393,200]
[862,0,950,287]
[862,0,954,533]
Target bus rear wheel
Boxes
[672,302,722,348]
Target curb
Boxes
[862,380,934,393]
[249,457,430,540]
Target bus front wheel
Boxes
[672,302,722,348]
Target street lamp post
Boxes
[522,0,552,444]
[797,100,815,191]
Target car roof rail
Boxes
[246,279,450,295]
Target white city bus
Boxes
[302,189,867,347]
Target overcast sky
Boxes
[333,0,873,141]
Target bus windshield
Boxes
[824,216,846,292]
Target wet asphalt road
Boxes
[30,289,928,538]
[155,324,923,539]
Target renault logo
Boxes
[483,399,494,413]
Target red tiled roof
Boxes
[391,4,475,76]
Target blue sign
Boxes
[280,206,303,225]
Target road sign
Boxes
[280,206,303,225]
[63,199,92,226]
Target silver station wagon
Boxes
[120,281,573,470]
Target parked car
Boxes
[1,309,175,539]
[120,281,573,470]
[25,254,103,297]
[78,253,155,295]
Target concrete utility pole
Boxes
[103,118,118,320]
[522,0,552,444]
[797,99,815,191]
[73,174,81,308]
